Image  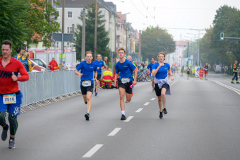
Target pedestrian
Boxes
[48,57,59,71]
[204,63,209,80]
[20,51,35,72]
[75,51,97,121]
[114,48,137,120]
[231,60,239,84]
[104,57,108,65]
[94,54,105,96]
[152,52,174,119]
[187,67,190,80]
[101,65,113,89]
[0,40,29,149]
[147,57,156,92]
[199,67,204,80]
[13,48,21,60]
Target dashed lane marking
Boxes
[211,80,240,95]
[136,108,143,113]
[124,116,134,122]
[144,102,150,106]
[150,98,155,100]
[108,128,121,136]
[82,144,103,158]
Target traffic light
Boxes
[220,32,224,40]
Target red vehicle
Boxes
[29,59,46,72]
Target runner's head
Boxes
[127,56,132,61]
[235,60,237,65]
[85,51,93,63]
[157,52,165,62]
[151,57,155,63]
[1,40,12,58]
[118,47,125,59]
[97,54,102,61]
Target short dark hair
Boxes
[16,48,21,53]
[118,47,125,53]
[151,57,155,60]
[2,40,12,49]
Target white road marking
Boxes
[82,144,103,158]
[144,102,150,106]
[136,108,143,112]
[150,98,155,100]
[124,116,134,122]
[211,80,240,95]
[170,80,177,87]
[108,128,121,136]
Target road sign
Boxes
[52,33,73,42]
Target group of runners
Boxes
[1,40,174,149]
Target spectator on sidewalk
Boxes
[101,65,113,89]
[231,60,239,84]
[20,51,35,72]
[104,57,108,65]
[48,57,59,71]
[13,48,21,60]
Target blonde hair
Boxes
[157,52,165,60]
[85,51,93,56]
[26,52,30,59]
[20,50,26,57]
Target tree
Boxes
[139,26,175,61]
[75,2,110,61]
[0,0,60,56]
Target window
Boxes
[68,11,72,18]
[67,27,72,33]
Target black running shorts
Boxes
[154,83,169,97]
[96,74,102,81]
[118,78,133,94]
[81,84,94,95]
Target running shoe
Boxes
[1,124,8,141]
[121,114,126,120]
[95,92,97,96]
[163,108,167,114]
[8,138,15,149]
[85,113,90,121]
[125,100,129,103]
[159,112,163,119]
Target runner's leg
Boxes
[158,96,162,112]
[86,91,92,113]
[161,88,167,110]
[119,88,125,112]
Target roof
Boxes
[56,0,113,13]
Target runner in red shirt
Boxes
[0,40,29,149]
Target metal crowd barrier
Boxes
[18,70,81,112]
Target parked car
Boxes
[29,59,46,72]
[215,65,221,73]
[31,59,47,68]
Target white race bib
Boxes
[121,78,130,84]
[82,80,91,87]
[3,94,16,104]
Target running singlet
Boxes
[94,60,105,75]
[76,61,97,85]
[147,62,156,75]
[0,57,29,94]
[204,65,208,71]
[152,62,170,79]
[115,59,136,81]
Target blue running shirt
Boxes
[115,59,136,81]
[147,62,156,74]
[94,60,105,75]
[76,61,97,85]
[152,62,170,80]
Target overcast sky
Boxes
[106,0,240,41]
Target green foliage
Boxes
[74,2,110,61]
[0,0,60,56]
[140,26,175,61]
[199,5,240,66]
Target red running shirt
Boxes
[0,57,29,94]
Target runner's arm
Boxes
[17,62,29,81]
[133,68,138,85]
[94,71,97,81]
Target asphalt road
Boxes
[1,72,240,160]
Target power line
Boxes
[140,0,157,25]
[129,0,150,25]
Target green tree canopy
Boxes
[74,2,110,61]
[139,26,175,61]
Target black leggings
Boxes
[232,72,238,81]
[0,111,18,135]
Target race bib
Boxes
[82,80,91,87]
[3,94,16,104]
[121,78,130,84]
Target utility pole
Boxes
[81,8,86,61]
[187,41,189,67]
[126,23,128,55]
[61,0,65,70]
[139,30,141,63]
[94,0,98,60]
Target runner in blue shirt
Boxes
[147,57,156,92]
[94,54,105,96]
[114,48,137,120]
[75,51,97,121]
[152,52,174,119]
